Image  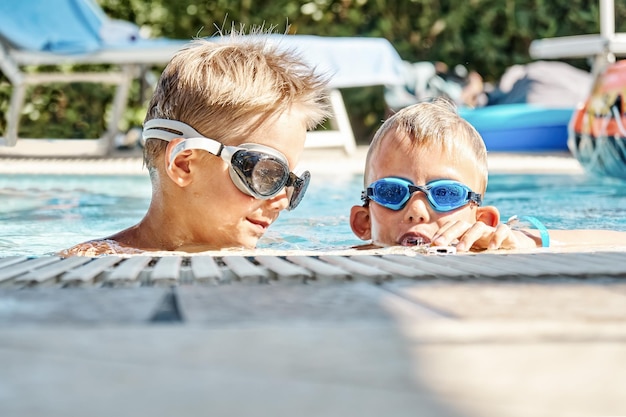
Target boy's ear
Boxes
[165,138,193,187]
[476,205,500,227]
[350,205,372,240]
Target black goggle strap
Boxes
[361,188,372,205]
[468,191,482,206]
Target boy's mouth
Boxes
[247,218,270,230]
[398,233,431,247]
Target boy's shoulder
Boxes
[60,239,144,257]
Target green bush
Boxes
[2,0,625,144]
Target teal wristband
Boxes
[507,215,550,248]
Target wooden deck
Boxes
[1,250,625,288]
[2,250,626,416]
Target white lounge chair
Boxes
[262,35,404,154]
[0,0,188,156]
[0,1,405,156]
[529,0,626,74]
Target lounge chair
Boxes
[529,0,626,74]
[261,34,404,154]
[0,0,188,156]
[0,1,405,156]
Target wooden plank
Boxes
[61,256,122,285]
[582,252,626,275]
[350,255,439,279]
[381,254,474,279]
[221,256,269,284]
[503,253,594,277]
[285,256,351,282]
[254,256,313,283]
[189,256,224,285]
[423,254,533,279]
[150,256,182,286]
[105,256,153,286]
[319,255,391,283]
[0,257,61,285]
[537,252,626,277]
[466,253,564,278]
[15,257,92,285]
[0,256,28,269]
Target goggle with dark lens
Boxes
[142,119,309,210]
[362,177,482,212]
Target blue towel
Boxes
[0,0,144,54]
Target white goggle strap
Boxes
[168,137,226,169]
[142,118,205,142]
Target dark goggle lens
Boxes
[251,158,290,196]
[231,149,309,210]
[233,151,290,197]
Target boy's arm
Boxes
[546,230,626,248]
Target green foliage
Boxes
[2,0,625,143]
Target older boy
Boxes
[350,99,626,251]
[63,31,329,256]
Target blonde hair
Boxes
[365,98,489,193]
[143,28,330,170]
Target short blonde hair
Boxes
[365,98,489,193]
[143,29,330,170]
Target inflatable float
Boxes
[569,59,626,180]
[459,104,574,152]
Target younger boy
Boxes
[63,31,329,256]
[350,99,626,252]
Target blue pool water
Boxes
[1,172,626,256]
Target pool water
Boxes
[1,172,626,256]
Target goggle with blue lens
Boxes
[362,177,482,212]
[143,119,309,211]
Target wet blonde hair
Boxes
[143,28,330,171]
[365,98,489,193]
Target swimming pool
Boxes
[1,171,626,256]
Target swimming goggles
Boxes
[362,177,482,212]
[142,119,309,210]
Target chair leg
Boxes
[103,64,136,154]
[328,88,356,154]
[5,82,27,146]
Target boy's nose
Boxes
[403,193,432,223]
[266,188,289,211]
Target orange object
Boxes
[569,60,626,179]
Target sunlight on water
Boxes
[1,172,625,256]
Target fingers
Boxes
[432,220,477,251]
[432,221,520,252]
[456,222,495,251]
[482,223,510,250]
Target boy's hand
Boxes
[432,221,539,252]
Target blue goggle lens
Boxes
[362,178,481,212]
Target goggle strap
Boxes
[143,119,205,143]
[168,137,224,167]
[468,191,482,206]
[361,188,371,203]
[144,118,311,210]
